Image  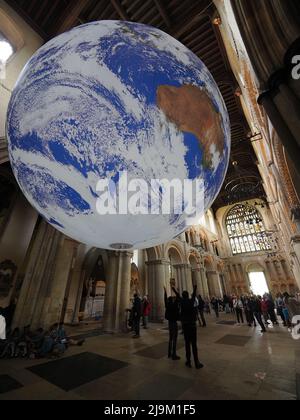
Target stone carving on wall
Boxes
[0,260,17,298]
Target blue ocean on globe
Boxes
[7,21,230,250]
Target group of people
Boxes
[210,292,298,333]
[0,309,84,360]
[127,295,152,338]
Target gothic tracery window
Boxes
[226,204,271,255]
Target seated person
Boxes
[57,323,85,347]
[0,328,21,358]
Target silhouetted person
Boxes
[197,295,207,327]
[252,297,266,333]
[132,294,142,338]
[164,287,180,361]
[233,297,244,324]
[266,296,279,325]
[142,296,152,329]
[173,285,204,370]
[211,297,219,318]
[275,293,286,326]
[244,297,256,327]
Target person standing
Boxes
[142,296,152,329]
[245,297,257,327]
[132,294,142,339]
[233,296,244,324]
[275,293,286,326]
[211,297,219,319]
[164,287,180,361]
[261,296,270,326]
[173,285,204,370]
[223,295,230,314]
[282,293,292,328]
[197,295,207,327]
[266,296,279,325]
[252,297,267,333]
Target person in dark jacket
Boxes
[211,297,219,318]
[164,287,180,361]
[197,295,207,327]
[132,294,142,338]
[266,296,279,325]
[251,297,266,333]
[173,285,204,369]
[244,297,257,327]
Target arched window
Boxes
[226,204,271,255]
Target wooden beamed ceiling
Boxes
[5,0,263,209]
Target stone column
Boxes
[38,238,79,329]
[274,260,285,283]
[63,244,87,325]
[281,259,292,282]
[206,271,222,298]
[103,251,133,333]
[291,237,300,291]
[0,193,38,308]
[192,269,205,296]
[230,264,238,285]
[200,266,209,298]
[227,265,235,292]
[12,221,62,329]
[183,264,193,294]
[174,264,193,294]
[233,264,241,284]
[238,264,250,293]
[146,259,169,323]
[174,265,183,292]
[138,249,147,295]
[265,261,274,283]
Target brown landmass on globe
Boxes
[157,84,224,167]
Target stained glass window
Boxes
[226,204,271,255]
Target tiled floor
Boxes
[0,313,299,400]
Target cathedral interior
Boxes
[0,0,300,402]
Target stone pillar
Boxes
[206,271,222,298]
[238,264,250,293]
[200,267,209,298]
[281,259,292,282]
[192,269,205,296]
[138,249,147,295]
[38,238,79,329]
[291,235,300,291]
[174,265,183,292]
[146,259,168,323]
[0,194,38,307]
[273,259,285,283]
[230,264,238,285]
[183,264,193,294]
[174,264,193,294]
[227,265,234,291]
[103,251,133,333]
[233,264,241,284]
[12,221,62,329]
[63,244,87,325]
[265,261,274,283]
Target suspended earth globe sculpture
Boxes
[7,21,230,250]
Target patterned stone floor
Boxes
[0,313,299,400]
